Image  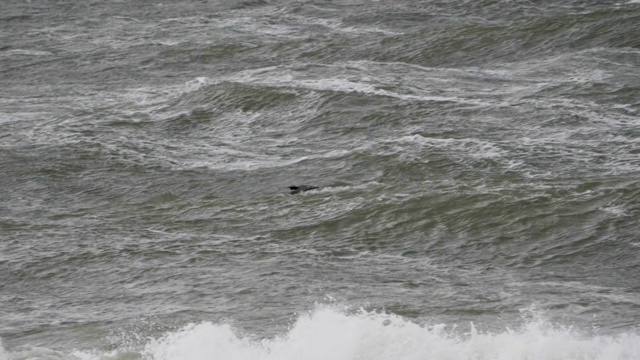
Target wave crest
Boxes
[141,307,639,360]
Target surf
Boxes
[8,306,637,360]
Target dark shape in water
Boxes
[288,185,319,194]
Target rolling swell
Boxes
[375,8,640,65]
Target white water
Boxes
[4,306,637,360]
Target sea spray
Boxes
[0,340,7,360]
[138,307,639,360]
[1,307,638,360]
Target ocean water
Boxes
[1,0,640,359]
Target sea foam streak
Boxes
[42,307,637,360]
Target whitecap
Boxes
[3,49,53,57]
[138,307,640,360]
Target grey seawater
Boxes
[1,0,639,359]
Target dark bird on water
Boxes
[288,185,319,194]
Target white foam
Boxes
[226,65,479,106]
[2,49,53,57]
[29,307,622,360]
[147,308,639,360]
[179,146,351,171]
[0,340,7,360]
[601,205,629,217]
[290,16,402,36]
[392,134,507,159]
[3,306,639,360]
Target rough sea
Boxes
[1,1,640,359]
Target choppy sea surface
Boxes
[2,1,640,359]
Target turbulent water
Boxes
[2,0,640,359]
